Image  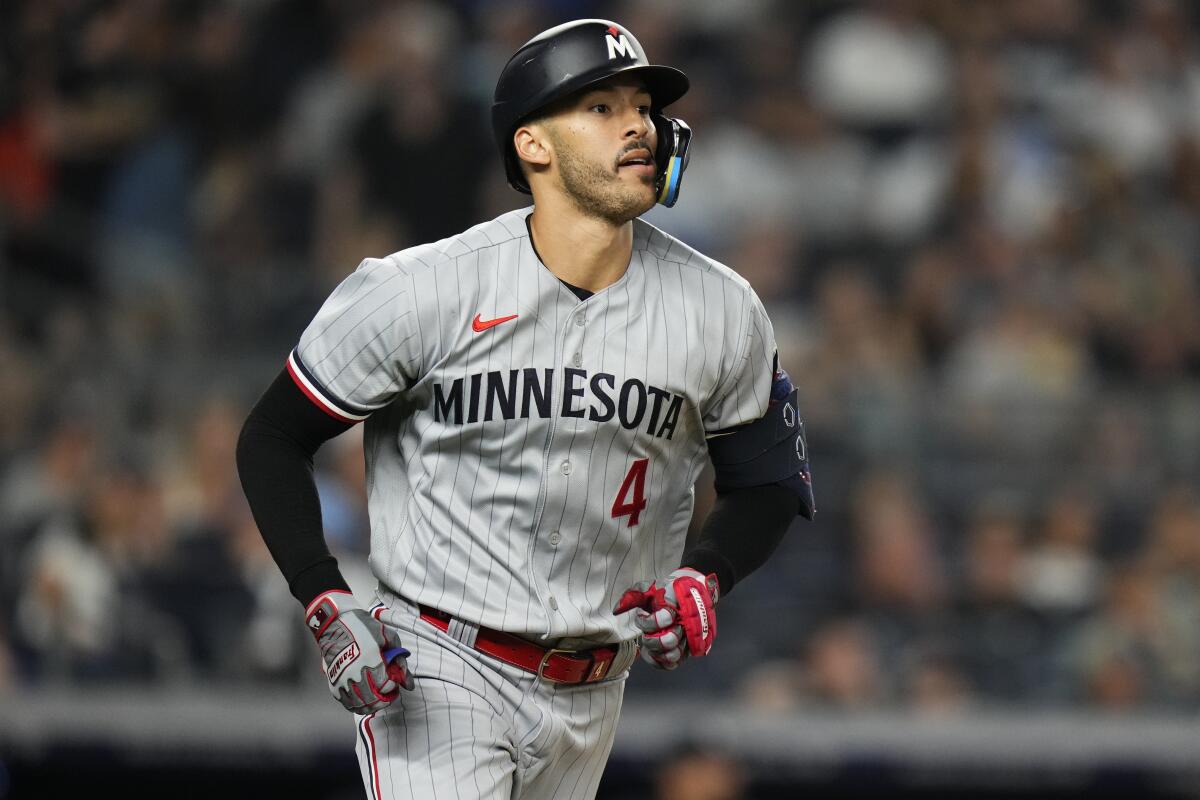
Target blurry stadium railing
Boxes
[2,689,1197,787]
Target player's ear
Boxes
[513,123,553,172]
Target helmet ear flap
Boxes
[653,115,691,208]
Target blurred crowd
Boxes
[2,0,1200,720]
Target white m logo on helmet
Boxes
[606,33,635,60]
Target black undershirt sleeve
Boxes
[680,483,798,598]
[235,367,355,608]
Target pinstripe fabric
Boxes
[300,207,780,798]
[355,591,633,799]
[295,207,777,647]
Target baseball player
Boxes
[236,18,814,800]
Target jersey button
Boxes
[548,596,559,610]
[575,315,585,327]
[560,461,572,475]
[549,531,562,545]
[571,352,582,367]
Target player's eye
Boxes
[591,103,609,113]
[637,105,651,115]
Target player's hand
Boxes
[612,568,719,670]
[305,590,415,713]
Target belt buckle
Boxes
[536,647,574,682]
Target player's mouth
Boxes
[617,149,655,176]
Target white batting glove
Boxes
[612,567,720,670]
[305,590,414,713]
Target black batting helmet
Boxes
[491,19,693,207]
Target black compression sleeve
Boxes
[235,367,355,607]
[680,483,796,597]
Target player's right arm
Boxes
[236,257,424,711]
[237,367,352,602]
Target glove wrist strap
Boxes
[305,589,356,637]
[671,567,720,605]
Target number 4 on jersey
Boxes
[612,458,649,527]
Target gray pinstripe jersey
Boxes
[290,207,777,645]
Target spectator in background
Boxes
[806,0,955,244]
[799,616,885,710]
[0,413,98,643]
[807,0,951,134]
[162,394,245,534]
[953,500,1047,705]
[0,325,40,462]
[1065,559,1169,710]
[1074,399,1161,554]
[904,644,972,715]
[281,6,410,287]
[0,413,96,541]
[899,244,968,369]
[941,293,1094,464]
[727,614,884,713]
[149,396,283,680]
[1143,489,1200,705]
[801,267,923,460]
[1019,486,1105,622]
[347,3,489,246]
[220,496,312,684]
[13,458,182,682]
[849,470,949,694]
[88,4,201,346]
[655,744,746,800]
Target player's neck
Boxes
[527,203,633,293]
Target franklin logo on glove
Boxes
[690,587,710,639]
[328,641,360,683]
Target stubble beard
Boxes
[551,132,656,225]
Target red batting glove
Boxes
[612,568,720,669]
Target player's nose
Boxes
[621,105,651,140]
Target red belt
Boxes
[416,603,621,685]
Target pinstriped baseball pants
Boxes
[355,589,638,800]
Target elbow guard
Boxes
[707,370,816,520]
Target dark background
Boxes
[2,1,1200,798]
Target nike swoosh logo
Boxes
[472,313,519,332]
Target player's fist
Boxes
[612,568,719,669]
[619,587,686,671]
[305,590,415,713]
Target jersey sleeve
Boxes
[703,288,778,436]
[288,258,422,423]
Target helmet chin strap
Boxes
[653,116,691,208]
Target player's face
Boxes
[542,79,658,223]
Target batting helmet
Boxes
[492,19,693,208]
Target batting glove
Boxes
[612,568,719,670]
[305,590,414,713]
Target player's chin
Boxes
[617,192,655,220]
[618,172,657,209]
[637,184,657,212]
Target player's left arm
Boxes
[614,291,814,669]
[613,400,814,668]
[688,353,816,591]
